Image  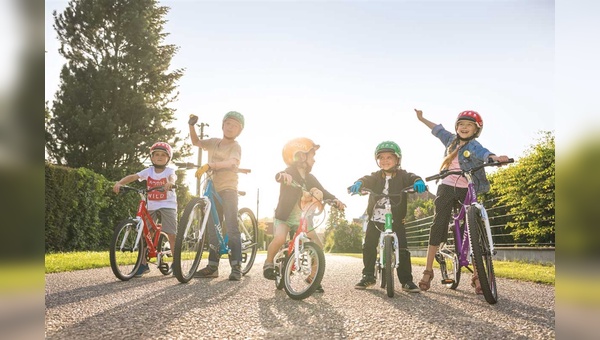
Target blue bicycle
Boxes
[172,163,258,283]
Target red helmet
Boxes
[455,110,483,137]
[150,142,172,159]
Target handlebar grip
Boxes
[425,175,438,182]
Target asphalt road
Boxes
[45,254,555,339]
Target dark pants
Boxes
[362,220,413,284]
[428,184,468,246]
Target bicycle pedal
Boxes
[441,279,455,284]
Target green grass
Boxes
[343,254,555,286]
[46,251,555,286]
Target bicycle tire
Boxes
[110,219,143,281]
[283,241,325,300]
[436,247,460,290]
[157,232,173,275]
[173,197,207,283]
[384,237,395,297]
[467,206,498,304]
[238,207,258,275]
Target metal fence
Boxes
[405,201,555,264]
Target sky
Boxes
[44,0,557,222]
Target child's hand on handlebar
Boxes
[489,155,510,163]
[195,164,210,178]
[276,172,293,185]
[348,181,362,194]
[413,179,426,193]
[333,199,346,210]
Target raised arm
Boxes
[414,109,437,130]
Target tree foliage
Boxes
[483,131,555,245]
[46,0,187,179]
[324,206,363,253]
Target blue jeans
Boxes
[206,189,241,267]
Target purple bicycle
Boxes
[425,158,513,304]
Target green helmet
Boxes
[375,141,402,160]
[223,111,245,130]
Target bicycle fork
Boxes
[471,203,496,256]
[377,232,400,270]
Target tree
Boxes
[484,131,555,245]
[46,0,186,179]
[323,207,363,253]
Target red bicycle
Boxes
[109,185,176,281]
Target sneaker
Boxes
[194,265,218,278]
[354,275,376,289]
[314,284,324,293]
[134,264,150,277]
[229,265,242,281]
[401,281,421,293]
[263,266,276,280]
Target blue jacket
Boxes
[432,124,495,193]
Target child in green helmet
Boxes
[348,141,426,292]
[188,111,245,281]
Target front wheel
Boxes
[238,208,258,275]
[283,242,325,300]
[110,219,143,281]
[467,206,498,304]
[173,197,207,283]
[383,237,395,297]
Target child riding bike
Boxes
[414,109,510,293]
[262,137,346,293]
[348,141,426,293]
[112,142,177,277]
[188,111,246,281]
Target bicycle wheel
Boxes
[238,207,258,275]
[173,197,207,283]
[110,219,143,281]
[283,241,325,300]
[436,246,460,290]
[383,237,395,297]
[467,206,498,304]
[157,232,173,275]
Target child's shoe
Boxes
[194,265,218,278]
[229,265,242,281]
[134,264,150,277]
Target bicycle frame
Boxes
[446,172,494,268]
[122,190,163,258]
[377,204,400,272]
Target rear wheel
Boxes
[384,237,395,297]
[467,206,498,304]
[157,232,173,275]
[283,242,325,300]
[110,219,143,281]
[173,197,207,283]
[436,246,460,290]
[274,250,288,290]
[238,208,258,275]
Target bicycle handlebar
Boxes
[425,158,514,182]
[118,184,178,195]
[173,162,251,174]
[348,186,416,197]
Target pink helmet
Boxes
[455,110,483,137]
[150,142,172,159]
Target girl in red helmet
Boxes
[113,142,177,277]
[415,109,510,294]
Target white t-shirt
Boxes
[136,166,177,211]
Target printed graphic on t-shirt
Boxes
[147,177,167,201]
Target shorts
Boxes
[274,203,302,232]
[149,208,177,235]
